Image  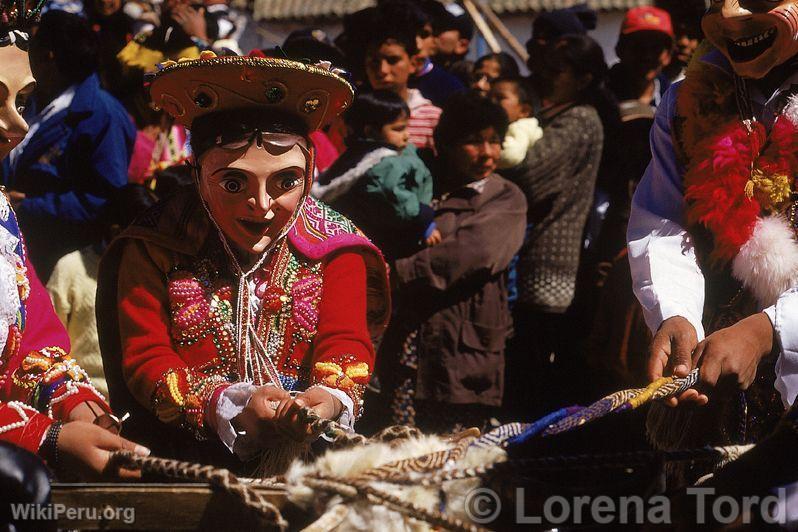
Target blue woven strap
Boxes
[507,405,582,446]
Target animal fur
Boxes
[286,434,506,531]
[731,214,798,307]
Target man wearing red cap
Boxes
[608,6,674,113]
[587,7,676,339]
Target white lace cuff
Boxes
[214,382,257,454]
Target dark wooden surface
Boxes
[51,483,290,530]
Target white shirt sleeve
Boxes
[214,381,258,455]
[316,386,356,433]
[764,290,798,408]
[627,82,707,340]
[213,382,357,457]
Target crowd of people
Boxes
[0,0,704,464]
[4,0,798,521]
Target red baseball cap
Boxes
[621,7,674,38]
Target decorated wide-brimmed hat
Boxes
[148,51,354,132]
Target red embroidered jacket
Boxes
[0,199,108,454]
[98,195,389,446]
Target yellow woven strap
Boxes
[628,377,673,409]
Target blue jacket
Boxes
[4,73,135,223]
[2,73,135,278]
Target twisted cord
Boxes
[498,446,748,472]
[356,434,474,482]
[505,406,582,447]
[470,422,528,449]
[391,444,756,488]
[297,405,367,447]
[540,369,702,437]
[626,377,672,409]
[303,475,485,532]
[300,408,428,449]
[109,451,288,530]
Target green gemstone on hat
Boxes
[193,92,212,108]
[265,86,285,103]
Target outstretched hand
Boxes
[57,421,149,481]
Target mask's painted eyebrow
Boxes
[270,166,305,178]
[210,167,248,177]
[0,79,36,96]
[209,165,305,179]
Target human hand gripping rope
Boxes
[107,368,758,531]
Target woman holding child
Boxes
[378,92,527,432]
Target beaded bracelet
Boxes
[40,421,63,470]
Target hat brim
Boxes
[149,55,354,132]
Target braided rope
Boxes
[107,370,726,530]
[354,434,474,484]
[540,369,702,438]
[542,397,615,436]
[412,443,757,487]
[627,377,673,409]
[303,475,485,532]
[109,451,288,530]
[470,422,528,449]
[352,479,485,532]
[363,442,756,492]
[505,406,581,447]
[652,369,700,400]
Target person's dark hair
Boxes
[541,35,620,132]
[448,59,474,86]
[543,35,622,198]
[436,9,473,41]
[153,164,195,200]
[345,90,409,142]
[377,0,430,37]
[31,11,100,83]
[282,28,346,66]
[531,4,597,42]
[189,108,310,159]
[658,0,705,39]
[347,1,423,59]
[616,31,674,61]
[104,184,157,229]
[434,91,509,149]
[474,52,520,79]
[492,76,534,107]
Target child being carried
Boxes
[312,90,440,261]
